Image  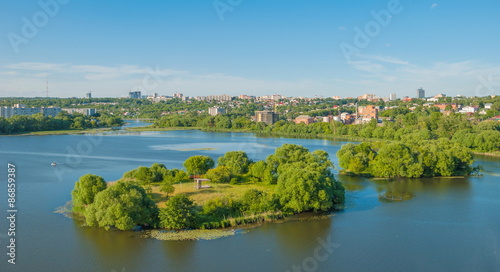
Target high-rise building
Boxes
[85,92,92,99]
[129,91,142,99]
[255,111,278,125]
[417,88,425,98]
[389,93,397,101]
[208,107,226,116]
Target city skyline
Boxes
[1,0,500,98]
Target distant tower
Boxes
[390,93,397,101]
[46,77,49,97]
[417,88,425,98]
[86,91,92,99]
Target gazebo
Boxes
[194,178,211,189]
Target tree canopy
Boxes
[84,182,159,230]
[183,155,215,175]
[71,174,107,213]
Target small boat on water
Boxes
[51,162,57,166]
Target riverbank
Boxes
[1,127,114,136]
[128,125,500,157]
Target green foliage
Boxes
[85,182,159,230]
[71,174,107,213]
[249,161,275,184]
[159,181,175,197]
[163,168,190,184]
[159,194,197,229]
[0,110,123,135]
[241,189,273,214]
[276,163,336,213]
[183,155,215,175]
[337,140,475,178]
[217,151,252,175]
[201,196,241,220]
[205,166,232,183]
[369,143,423,178]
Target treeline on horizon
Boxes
[0,112,123,134]
[70,144,345,231]
[153,107,500,153]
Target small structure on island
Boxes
[194,178,211,190]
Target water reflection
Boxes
[339,175,471,204]
[74,220,147,271]
[161,240,197,269]
[274,215,332,254]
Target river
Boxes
[0,123,499,272]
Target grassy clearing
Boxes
[149,181,275,208]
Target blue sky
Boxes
[1,0,499,98]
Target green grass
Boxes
[149,181,275,208]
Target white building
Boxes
[459,106,478,114]
[208,107,226,116]
[0,104,61,118]
[62,108,97,116]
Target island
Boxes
[69,144,346,233]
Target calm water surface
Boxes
[0,124,499,272]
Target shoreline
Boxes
[0,127,114,136]
[126,126,500,158]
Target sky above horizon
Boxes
[1,0,499,98]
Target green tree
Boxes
[241,189,272,214]
[276,163,336,213]
[159,194,197,229]
[183,155,215,175]
[205,166,232,183]
[249,161,275,184]
[160,181,175,197]
[217,151,252,175]
[134,166,154,186]
[85,182,159,230]
[71,174,107,213]
[369,143,423,178]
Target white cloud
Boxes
[338,26,346,31]
[431,3,439,9]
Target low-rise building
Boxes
[294,115,314,125]
[357,105,379,122]
[459,106,478,114]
